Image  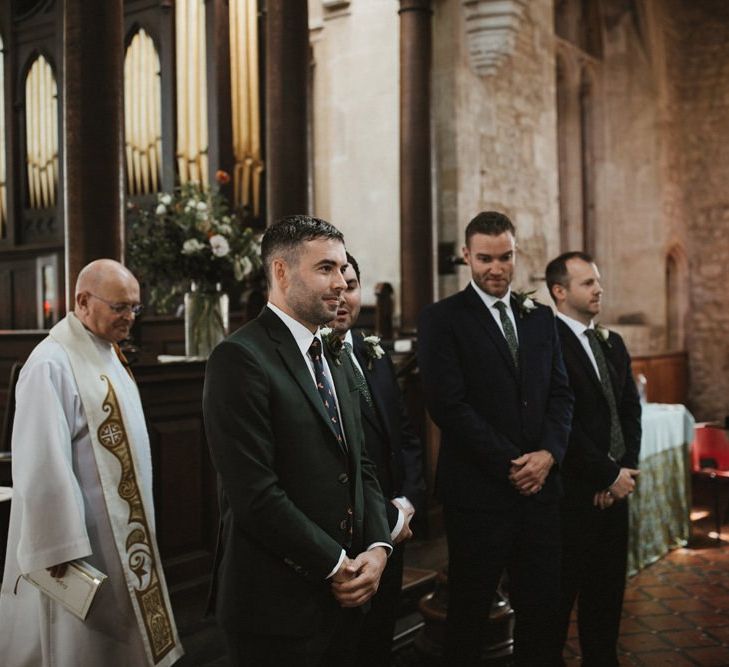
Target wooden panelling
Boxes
[632,351,688,405]
[134,358,217,596]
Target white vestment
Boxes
[0,316,182,666]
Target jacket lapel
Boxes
[464,285,518,378]
[262,308,346,453]
[353,337,389,440]
[557,318,606,398]
[327,348,359,457]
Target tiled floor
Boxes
[178,509,729,666]
[563,515,729,666]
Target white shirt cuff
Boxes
[368,542,393,557]
[325,549,346,579]
[390,508,405,541]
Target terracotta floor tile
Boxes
[623,600,669,616]
[705,625,729,643]
[639,614,693,631]
[624,587,651,601]
[619,632,671,653]
[639,585,686,599]
[633,650,697,666]
[684,645,729,665]
[666,571,707,585]
[684,611,729,628]
[661,597,716,613]
[661,628,721,648]
[620,616,650,634]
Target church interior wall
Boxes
[434,0,561,304]
[308,0,401,313]
[664,0,729,421]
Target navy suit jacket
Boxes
[417,285,574,510]
[556,319,642,506]
[350,333,426,529]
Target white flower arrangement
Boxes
[128,172,262,313]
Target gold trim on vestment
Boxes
[98,376,177,663]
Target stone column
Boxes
[63,0,125,298]
[265,0,309,224]
[399,0,433,334]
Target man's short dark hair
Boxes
[545,251,595,302]
[465,211,516,245]
[261,215,345,284]
[346,252,361,283]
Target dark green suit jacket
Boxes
[203,306,390,637]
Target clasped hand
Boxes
[593,467,640,510]
[509,450,554,496]
[330,547,387,608]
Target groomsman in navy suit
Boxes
[546,251,641,666]
[418,211,573,665]
[329,253,426,666]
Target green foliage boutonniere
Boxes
[319,327,343,365]
[512,290,538,318]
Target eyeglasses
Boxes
[88,293,144,316]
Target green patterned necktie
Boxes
[344,342,374,409]
[494,301,519,369]
[584,329,626,461]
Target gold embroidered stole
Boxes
[49,314,182,666]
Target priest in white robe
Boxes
[0,259,183,667]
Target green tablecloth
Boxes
[627,403,694,575]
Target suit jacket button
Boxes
[338,472,349,484]
[522,400,528,408]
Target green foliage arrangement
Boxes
[128,172,261,314]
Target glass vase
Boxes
[184,282,229,358]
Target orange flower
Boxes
[215,170,231,185]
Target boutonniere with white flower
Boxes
[319,327,343,365]
[512,290,538,318]
[594,323,612,348]
[362,333,385,370]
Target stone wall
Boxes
[433,0,560,304]
[666,0,729,419]
[308,0,400,310]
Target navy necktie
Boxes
[308,338,345,449]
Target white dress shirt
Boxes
[470,280,519,343]
[556,312,601,379]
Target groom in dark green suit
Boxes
[203,215,392,666]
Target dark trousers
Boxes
[444,499,561,666]
[355,544,405,666]
[554,498,629,666]
[224,607,362,667]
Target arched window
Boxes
[0,33,6,237]
[175,0,209,186]
[25,54,58,209]
[124,28,162,196]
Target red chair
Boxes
[691,424,729,541]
